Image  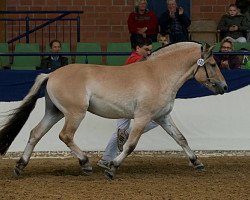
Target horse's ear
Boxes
[201,43,207,58]
[202,43,214,59]
[208,45,215,52]
[202,43,207,53]
[201,42,211,53]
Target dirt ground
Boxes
[0,152,250,200]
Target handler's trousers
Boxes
[102,118,158,161]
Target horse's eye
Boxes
[211,63,216,67]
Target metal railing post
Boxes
[77,15,80,42]
[0,11,84,45]
[85,56,88,64]
[25,15,30,43]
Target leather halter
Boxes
[193,46,211,82]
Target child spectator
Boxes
[217,4,248,43]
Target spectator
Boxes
[40,39,68,70]
[159,0,191,43]
[214,37,241,70]
[217,4,248,43]
[97,34,159,168]
[127,0,158,43]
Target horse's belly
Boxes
[88,98,134,119]
[153,103,174,119]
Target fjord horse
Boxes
[0,42,227,179]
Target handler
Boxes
[97,34,159,169]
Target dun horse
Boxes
[0,42,227,179]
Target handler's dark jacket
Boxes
[40,56,68,70]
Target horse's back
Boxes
[45,63,159,118]
[48,63,155,90]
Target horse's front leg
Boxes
[155,115,205,172]
[105,117,150,180]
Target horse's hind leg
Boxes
[59,110,92,175]
[155,115,205,172]
[14,95,64,176]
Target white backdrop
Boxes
[1,86,250,152]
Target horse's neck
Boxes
[153,47,200,95]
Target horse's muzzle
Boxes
[214,81,228,95]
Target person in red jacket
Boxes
[127,0,158,43]
[126,34,152,64]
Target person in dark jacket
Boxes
[40,39,68,70]
[217,4,248,42]
[214,37,241,70]
[159,0,191,43]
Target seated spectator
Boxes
[127,0,158,43]
[40,39,68,70]
[214,37,241,70]
[158,0,191,44]
[217,4,248,43]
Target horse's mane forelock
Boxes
[148,41,203,60]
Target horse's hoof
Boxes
[14,158,27,177]
[82,163,93,176]
[195,164,206,172]
[104,169,114,180]
[190,158,205,172]
[13,167,22,177]
[83,168,93,176]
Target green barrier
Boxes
[245,60,250,69]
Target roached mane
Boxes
[148,41,202,60]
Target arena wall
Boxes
[1,85,250,152]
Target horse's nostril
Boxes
[224,85,228,91]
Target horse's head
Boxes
[193,45,228,95]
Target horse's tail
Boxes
[0,73,50,155]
